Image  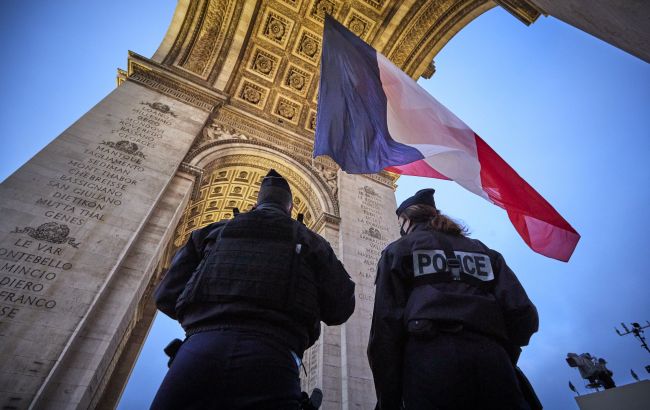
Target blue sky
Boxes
[1,2,649,409]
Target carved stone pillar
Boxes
[0,60,220,407]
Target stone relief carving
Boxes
[294,28,321,64]
[310,0,336,21]
[345,9,376,41]
[251,48,277,77]
[266,16,287,41]
[363,186,379,196]
[363,227,382,240]
[360,0,386,11]
[183,0,230,75]
[202,120,252,142]
[314,162,338,197]
[11,222,80,248]
[204,155,329,218]
[348,16,367,36]
[101,140,146,159]
[140,101,177,117]
[390,1,449,67]
[276,98,299,122]
[237,80,268,108]
[260,9,294,48]
[283,64,311,97]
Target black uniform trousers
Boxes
[403,331,530,410]
[150,329,301,410]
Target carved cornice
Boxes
[404,0,492,76]
[313,212,342,232]
[127,52,228,112]
[178,162,205,199]
[493,0,543,25]
[421,60,436,79]
[116,68,128,86]
[362,170,399,190]
[387,0,496,77]
[213,106,317,162]
[389,0,449,69]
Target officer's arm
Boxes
[316,238,355,326]
[153,231,202,320]
[491,251,539,347]
[368,250,406,410]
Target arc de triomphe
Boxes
[0,1,647,409]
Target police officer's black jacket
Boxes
[368,222,538,409]
[154,202,355,356]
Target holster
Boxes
[163,338,184,368]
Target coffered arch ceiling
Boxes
[147,0,541,140]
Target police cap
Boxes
[396,188,436,216]
[258,169,292,205]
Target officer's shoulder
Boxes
[201,220,228,232]
[192,220,228,240]
[297,222,328,244]
[382,234,412,255]
[464,237,504,260]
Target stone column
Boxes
[337,172,399,409]
[313,215,344,410]
[0,77,213,409]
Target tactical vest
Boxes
[182,210,320,335]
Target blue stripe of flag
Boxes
[314,15,423,174]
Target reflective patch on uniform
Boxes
[453,251,494,281]
[413,250,447,276]
[412,250,494,281]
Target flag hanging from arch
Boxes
[314,15,580,261]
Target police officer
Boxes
[151,169,355,409]
[368,188,538,410]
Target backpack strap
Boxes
[284,220,302,310]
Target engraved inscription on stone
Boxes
[353,184,396,322]
[0,99,175,321]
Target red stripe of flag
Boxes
[474,134,580,261]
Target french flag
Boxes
[314,15,580,262]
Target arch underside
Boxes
[133,0,541,237]
[148,0,541,139]
[174,148,330,246]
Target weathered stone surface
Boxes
[0,80,208,408]
[337,173,400,409]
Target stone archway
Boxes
[16,0,650,408]
[0,1,525,407]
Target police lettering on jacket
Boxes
[412,250,494,281]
